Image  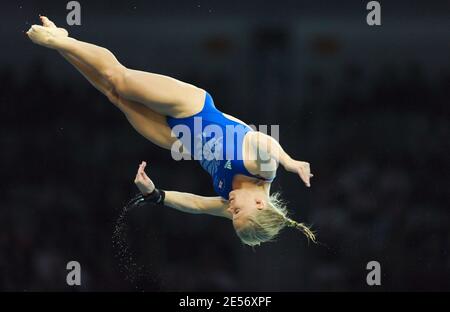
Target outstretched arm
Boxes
[251,132,314,187]
[164,191,229,218]
[134,161,230,218]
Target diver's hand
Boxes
[285,160,314,188]
[134,161,156,195]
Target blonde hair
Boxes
[235,192,317,246]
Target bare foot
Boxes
[26,16,69,48]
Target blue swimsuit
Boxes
[166,91,274,199]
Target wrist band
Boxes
[143,188,165,204]
[125,188,165,211]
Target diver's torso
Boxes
[166,91,276,199]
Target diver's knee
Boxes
[103,64,127,94]
[105,89,121,107]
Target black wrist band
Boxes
[125,188,165,211]
[143,188,165,204]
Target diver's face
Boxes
[227,189,265,230]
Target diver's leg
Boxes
[64,52,176,149]
[27,18,205,118]
[65,51,176,149]
[36,17,176,150]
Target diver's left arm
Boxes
[252,132,313,187]
[164,191,229,217]
[133,161,229,217]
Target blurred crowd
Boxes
[0,53,449,290]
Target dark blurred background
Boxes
[1,0,449,291]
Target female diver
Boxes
[26,16,316,246]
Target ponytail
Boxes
[285,217,317,244]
